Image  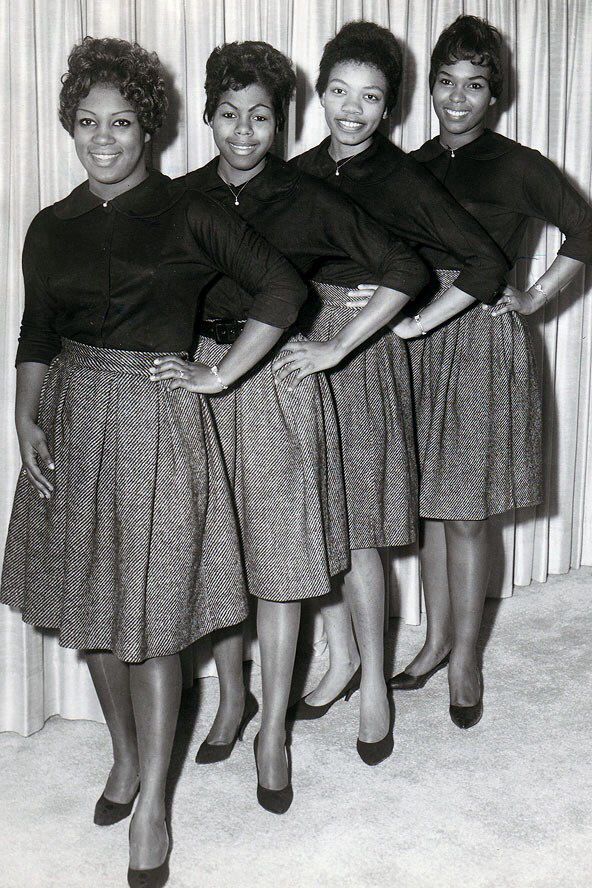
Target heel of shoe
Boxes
[344,666,362,702]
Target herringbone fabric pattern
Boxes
[0,340,248,662]
[407,270,543,520]
[303,283,418,549]
[196,334,349,601]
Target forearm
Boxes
[333,286,411,358]
[15,362,49,429]
[530,255,584,302]
[216,319,285,385]
[414,286,477,332]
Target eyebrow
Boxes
[218,101,273,111]
[439,70,489,81]
[327,77,385,91]
[77,108,138,115]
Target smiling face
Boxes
[321,60,388,159]
[211,83,276,185]
[432,58,496,148]
[74,83,150,198]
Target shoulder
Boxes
[181,158,220,193]
[289,139,330,175]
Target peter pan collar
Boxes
[53,170,185,220]
[411,129,517,163]
[304,133,403,185]
[184,153,300,203]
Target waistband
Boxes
[200,318,247,344]
[59,339,188,376]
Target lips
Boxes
[89,151,122,166]
[443,108,470,119]
[336,118,364,131]
[227,142,258,153]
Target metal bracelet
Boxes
[210,365,229,390]
[414,314,428,336]
[530,282,549,305]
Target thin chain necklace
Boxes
[221,178,250,206]
[334,154,358,177]
[439,140,456,157]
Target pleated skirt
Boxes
[195,333,350,602]
[301,283,418,549]
[0,339,248,662]
[407,270,543,520]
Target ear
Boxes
[382,109,388,120]
[320,92,326,109]
[144,132,152,144]
[489,96,497,107]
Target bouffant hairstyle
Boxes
[59,36,168,136]
[429,16,504,98]
[315,21,403,114]
[203,41,296,132]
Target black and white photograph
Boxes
[0,1,591,885]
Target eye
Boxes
[439,77,453,86]
[77,118,96,127]
[221,111,237,119]
[113,118,132,126]
[331,87,345,95]
[364,93,381,103]
[253,114,269,122]
[468,82,484,90]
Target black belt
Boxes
[201,318,246,344]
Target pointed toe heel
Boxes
[94,785,139,826]
[127,822,169,887]
[288,666,361,721]
[254,734,293,814]
[388,653,450,691]
[195,690,258,764]
[449,680,483,730]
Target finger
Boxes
[168,378,190,391]
[272,355,296,374]
[346,299,369,309]
[35,438,55,471]
[491,302,513,317]
[150,367,187,381]
[24,461,53,497]
[152,357,187,373]
[502,284,515,297]
[288,367,313,389]
[276,362,301,382]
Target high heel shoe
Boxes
[253,733,293,814]
[195,690,258,764]
[288,665,361,720]
[127,820,170,888]
[356,695,395,766]
[94,782,139,826]
[388,653,450,691]
[449,676,483,729]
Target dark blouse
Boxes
[293,132,509,305]
[409,129,592,268]
[182,154,429,321]
[17,170,307,365]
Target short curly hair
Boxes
[429,16,503,98]
[59,36,168,136]
[203,41,296,132]
[316,21,403,114]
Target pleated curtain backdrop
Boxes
[1,0,591,735]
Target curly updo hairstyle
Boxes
[59,36,168,136]
[203,41,296,132]
[429,15,504,98]
[316,21,403,114]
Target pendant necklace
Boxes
[223,179,250,206]
[334,154,358,176]
[440,140,456,158]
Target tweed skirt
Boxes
[0,339,248,662]
[195,333,349,602]
[407,270,543,520]
[300,283,418,549]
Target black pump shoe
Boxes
[94,783,139,826]
[195,690,258,764]
[449,679,483,730]
[388,653,450,691]
[127,821,169,888]
[254,733,293,814]
[288,666,361,721]
[356,696,395,766]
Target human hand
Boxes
[17,419,54,499]
[272,340,344,388]
[150,357,227,394]
[346,283,377,309]
[390,316,421,339]
[486,284,546,317]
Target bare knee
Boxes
[446,519,487,542]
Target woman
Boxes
[288,22,508,728]
[389,15,592,726]
[169,40,429,792]
[0,37,309,885]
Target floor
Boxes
[1,568,592,888]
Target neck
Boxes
[88,162,149,201]
[217,154,267,187]
[328,134,374,163]
[439,121,487,151]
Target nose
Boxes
[92,125,116,145]
[449,83,465,103]
[234,114,253,135]
[341,93,362,114]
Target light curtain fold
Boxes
[1,0,590,735]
